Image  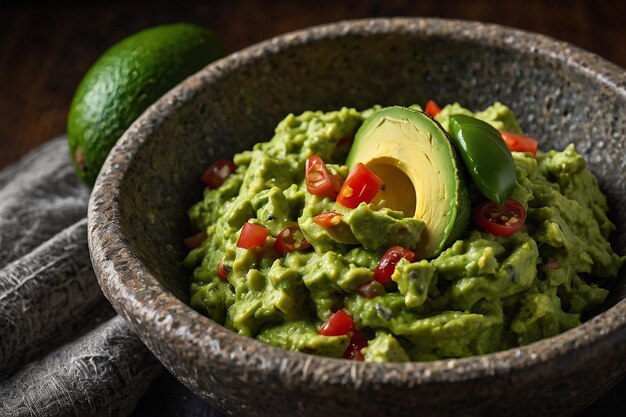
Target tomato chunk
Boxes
[274,225,311,254]
[236,222,269,249]
[373,245,415,285]
[201,159,236,189]
[356,280,386,299]
[336,163,383,208]
[499,131,539,155]
[305,155,342,198]
[343,330,367,361]
[183,232,206,249]
[312,212,343,228]
[216,261,231,280]
[544,257,561,271]
[472,199,526,237]
[337,136,354,149]
[425,100,442,117]
[318,309,355,336]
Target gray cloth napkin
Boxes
[0,137,162,416]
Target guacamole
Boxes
[184,102,624,362]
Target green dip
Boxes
[184,103,624,362]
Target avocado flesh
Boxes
[347,106,470,259]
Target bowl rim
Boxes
[88,17,626,389]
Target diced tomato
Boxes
[356,280,386,299]
[472,199,526,237]
[499,130,539,155]
[337,136,354,148]
[373,245,415,285]
[312,212,343,228]
[216,261,231,280]
[183,232,206,249]
[425,100,442,117]
[544,257,561,270]
[336,163,383,208]
[305,155,342,198]
[343,330,367,361]
[201,159,236,189]
[236,222,270,249]
[318,309,356,336]
[274,225,311,254]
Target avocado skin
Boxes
[67,23,225,186]
[347,106,470,258]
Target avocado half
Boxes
[346,106,470,259]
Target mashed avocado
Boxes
[184,103,623,362]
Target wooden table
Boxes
[1,0,625,170]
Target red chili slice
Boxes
[216,261,231,280]
[236,222,270,249]
[499,130,539,155]
[472,199,527,237]
[425,100,442,117]
[373,245,415,285]
[318,309,356,336]
[201,159,236,189]
[312,212,343,228]
[336,163,383,209]
[274,225,311,254]
[305,155,342,198]
[343,330,367,361]
[183,232,206,249]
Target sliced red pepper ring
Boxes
[343,330,367,361]
[236,221,270,249]
[472,199,526,237]
[201,159,237,189]
[373,245,415,285]
[312,212,343,228]
[274,225,311,254]
[216,261,231,280]
[305,155,342,198]
[336,163,383,209]
[499,130,539,155]
[318,309,356,336]
[425,100,442,117]
[183,232,206,249]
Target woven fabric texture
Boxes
[0,138,161,417]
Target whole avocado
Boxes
[67,23,225,185]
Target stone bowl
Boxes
[88,18,626,417]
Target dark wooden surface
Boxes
[2,1,625,416]
[1,0,625,170]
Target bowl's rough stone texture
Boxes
[89,18,626,417]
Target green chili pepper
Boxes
[448,114,516,205]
